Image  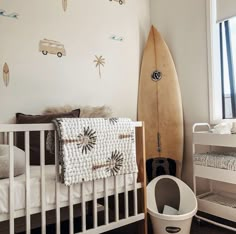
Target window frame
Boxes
[207,0,236,124]
[207,0,222,124]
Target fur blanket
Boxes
[44,105,112,118]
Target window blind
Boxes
[217,0,236,23]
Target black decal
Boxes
[166,226,181,233]
[152,70,162,81]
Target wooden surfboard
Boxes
[3,62,9,87]
[138,25,183,177]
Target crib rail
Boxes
[0,121,146,234]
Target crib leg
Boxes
[136,217,148,234]
[136,188,147,234]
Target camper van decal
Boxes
[3,63,10,87]
[0,9,19,19]
[94,55,105,79]
[39,39,66,57]
[62,0,67,12]
[109,0,125,5]
[110,35,124,42]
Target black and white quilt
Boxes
[53,118,138,186]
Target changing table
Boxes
[192,123,236,231]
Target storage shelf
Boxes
[197,192,236,222]
[193,131,236,147]
[193,123,236,230]
[200,192,236,208]
[194,165,236,184]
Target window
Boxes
[207,0,236,123]
[220,17,236,119]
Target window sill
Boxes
[210,118,236,125]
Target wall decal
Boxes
[3,63,9,87]
[62,0,67,12]
[94,55,105,79]
[109,0,125,5]
[110,35,124,42]
[0,9,19,19]
[39,39,66,57]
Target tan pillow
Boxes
[44,105,112,118]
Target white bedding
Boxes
[0,165,134,214]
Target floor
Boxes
[19,216,235,234]
[190,218,235,234]
[108,218,236,234]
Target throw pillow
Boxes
[16,109,80,165]
[0,145,25,179]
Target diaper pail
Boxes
[147,175,197,234]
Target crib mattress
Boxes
[0,165,134,214]
[194,152,236,171]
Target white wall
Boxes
[0,0,150,123]
[151,0,209,187]
[0,0,211,187]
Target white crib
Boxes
[0,121,147,234]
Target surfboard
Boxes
[138,25,183,177]
[3,63,9,87]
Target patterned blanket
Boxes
[53,118,138,186]
[194,152,236,171]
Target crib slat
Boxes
[55,133,61,234]
[25,132,31,234]
[9,132,14,234]
[133,173,138,216]
[69,186,74,234]
[104,178,108,225]
[82,182,86,232]
[115,176,119,222]
[3,132,8,144]
[124,174,129,218]
[40,131,46,234]
[93,180,97,228]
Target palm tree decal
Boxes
[108,118,118,125]
[94,55,105,79]
[77,126,97,154]
[105,150,123,176]
[93,150,123,175]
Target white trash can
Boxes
[147,175,197,234]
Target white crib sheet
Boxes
[0,165,134,214]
